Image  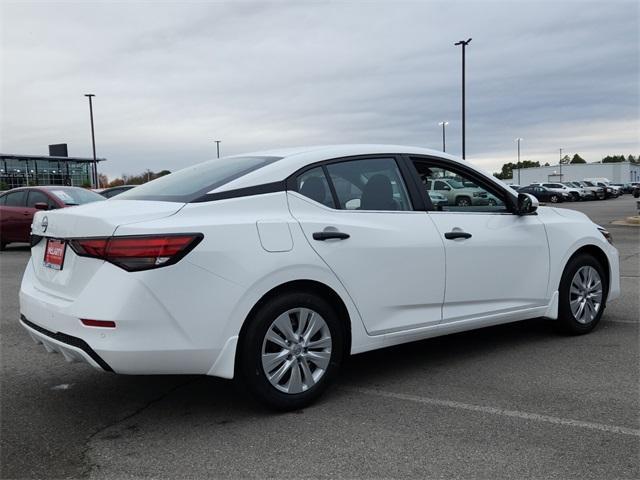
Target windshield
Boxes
[447,179,466,189]
[583,181,595,187]
[47,188,105,205]
[117,156,281,202]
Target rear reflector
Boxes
[69,233,203,272]
[81,319,116,328]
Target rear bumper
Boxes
[19,256,237,376]
[20,315,112,371]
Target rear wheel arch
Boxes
[235,280,352,367]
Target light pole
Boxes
[84,94,98,187]
[559,147,563,180]
[515,138,523,185]
[454,38,472,159]
[438,121,449,152]
[214,140,221,158]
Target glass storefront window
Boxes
[0,157,97,189]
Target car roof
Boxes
[216,144,478,192]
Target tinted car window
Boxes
[26,190,51,208]
[4,190,27,207]
[117,156,281,202]
[48,188,105,205]
[296,167,335,208]
[103,186,134,199]
[325,158,412,211]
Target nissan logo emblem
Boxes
[41,216,48,233]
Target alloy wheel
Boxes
[569,266,603,324]
[261,308,332,394]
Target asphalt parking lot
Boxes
[1,196,638,479]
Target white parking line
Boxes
[345,387,640,437]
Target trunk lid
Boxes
[30,200,184,299]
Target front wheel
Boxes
[455,196,471,207]
[238,291,345,410]
[557,254,607,335]
[550,194,559,203]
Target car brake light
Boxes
[69,234,203,271]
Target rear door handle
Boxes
[312,231,350,241]
[444,231,472,240]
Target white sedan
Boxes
[20,145,620,409]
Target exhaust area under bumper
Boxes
[20,315,113,372]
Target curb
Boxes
[611,217,640,227]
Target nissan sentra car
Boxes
[19,145,620,409]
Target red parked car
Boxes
[0,186,105,250]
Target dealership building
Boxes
[511,161,640,185]
[0,144,105,189]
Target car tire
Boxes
[238,290,345,410]
[487,198,497,206]
[550,194,559,203]
[456,196,471,207]
[556,254,607,335]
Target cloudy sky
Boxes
[1,0,638,179]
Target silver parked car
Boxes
[426,178,489,207]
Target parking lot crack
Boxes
[79,378,199,478]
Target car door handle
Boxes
[312,231,350,241]
[444,231,472,240]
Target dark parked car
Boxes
[611,183,633,194]
[518,185,564,203]
[633,185,640,198]
[0,186,104,249]
[99,185,136,198]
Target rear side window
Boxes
[26,190,51,208]
[296,167,335,208]
[325,158,412,211]
[4,190,27,207]
[117,156,281,203]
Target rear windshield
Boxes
[47,188,105,205]
[117,156,281,202]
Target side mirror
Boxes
[34,202,49,211]
[517,193,538,215]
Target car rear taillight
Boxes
[69,234,202,271]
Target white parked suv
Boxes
[20,145,620,409]
[575,181,606,200]
[564,182,595,200]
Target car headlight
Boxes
[597,226,613,244]
[472,192,482,197]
